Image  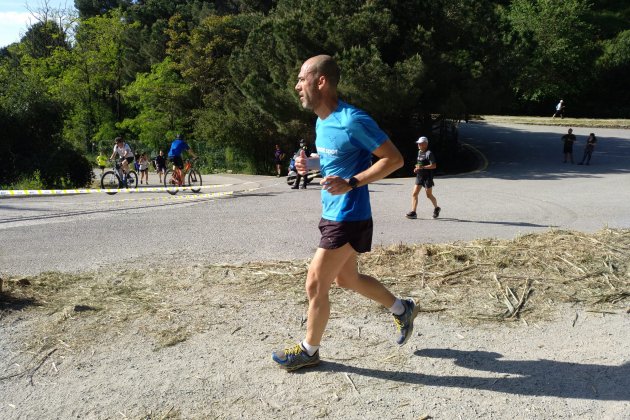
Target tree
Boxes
[119,57,194,152]
[52,10,130,150]
[0,53,92,188]
[229,0,506,170]
[588,29,630,116]
[167,12,287,173]
[503,0,597,107]
[20,20,70,59]
[75,0,131,18]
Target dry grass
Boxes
[1,229,628,356]
[360,228,629,323]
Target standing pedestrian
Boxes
[578,133,597,165]
[406,136,441,219]
[271,54,418,372]
[138,153,149,184]
[274,144,285,177]
[155,150,167,183]
[96,150,108,175]
[562,128,577,163]
[291,139,311,189]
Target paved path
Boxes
[1,122,629,276]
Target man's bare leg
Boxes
[304,244,356,346]
[334,248,396,307]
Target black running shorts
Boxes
[415,174,434,188]
[318,218,373,253]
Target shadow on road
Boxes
[435,217,557,229]
[310,349,630,401]
[459,123,630,180]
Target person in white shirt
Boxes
[552,99,565,118]
[109,137,134,177]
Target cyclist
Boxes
[167,134,197,185]
[109,137,134,180]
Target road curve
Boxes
[1,122,629,276]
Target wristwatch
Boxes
[348,176,359,189]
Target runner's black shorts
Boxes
[415,174,434,188]
[318,218,373,253]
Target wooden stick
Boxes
[344,373,359,394]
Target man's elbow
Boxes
[391,152,404,171]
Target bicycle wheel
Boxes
[101,171,121,195]
[164,169,179,195]
[125,171,138,189]
[188,169,202,193]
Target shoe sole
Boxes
[282,359,321,372]
[399,302,420,346]
[406,215,417,219]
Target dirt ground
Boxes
[1,229,629,419]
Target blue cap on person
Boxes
[416,136,428,144]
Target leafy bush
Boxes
[39,145,95,189]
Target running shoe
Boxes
[393,299,419,345]
[272,343,320,371]
[405,211,417,219]
[433,207,441,219]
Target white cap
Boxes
[416,136,428,144]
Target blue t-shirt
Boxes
[316,101,388,222]
[168,139,189,158]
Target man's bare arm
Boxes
[321,139,403,195]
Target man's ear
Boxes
[317,75,326,89]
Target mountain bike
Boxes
[100,160,138,195]
[164,159,202,195]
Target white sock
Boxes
[389,298,405,316]
[301,340,320,357]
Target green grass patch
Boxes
[477,115,630,129]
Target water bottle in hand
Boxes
[296,149,308,175]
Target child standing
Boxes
[96,150,108,175]
[138,153,149,184]
[406,136,441,219]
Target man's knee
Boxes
[305,276,328,301]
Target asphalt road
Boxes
[1,122,629,276]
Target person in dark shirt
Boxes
[406,136,440,219]
[562,128,577,164]
[578,133,597,165]
[154,150,167,183]
[291,139,311,189]
[273,144,285,177]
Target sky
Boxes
[0,0,72,48]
